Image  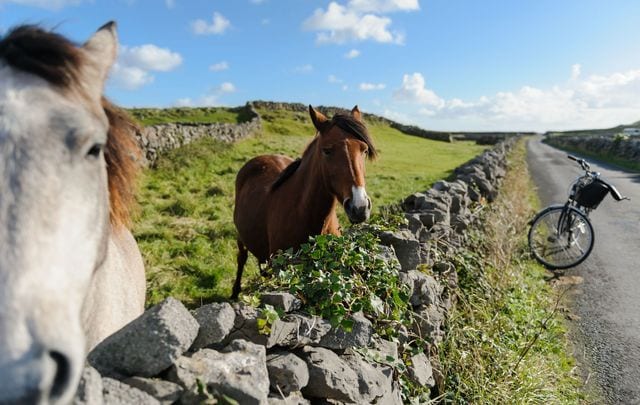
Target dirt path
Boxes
[527,136,640,404]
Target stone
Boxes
[88,297,199,378]
[268,392,310,405]
[371,339,399,363]
[412,305,445,343]
[419,209,449,229]
[407,353,435,388]
[102,378,161,405]
[261,292,302,313]
[400,270,442,308]
[341,351,393,403]
[285,314,332,346]
[266,351,310,395]
[404,213,423,235]
[123,377,183,404]
[318,312,373,350]
[168,340,269,405]
[376,245,401,271]
[300,347,360,402]
[379,230,421,272]
[222,303,267,346]
[73,366,103,405]
[191,302,235,350]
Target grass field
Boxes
[133,107,487,306]
[128,107,245,126]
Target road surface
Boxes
[527,137,640,404]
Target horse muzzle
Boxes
[344,196,372,224]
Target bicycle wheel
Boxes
[528,205,594,269]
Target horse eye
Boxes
[86,143,104,159]
[322,148,333,156]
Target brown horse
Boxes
[232,105,377,298]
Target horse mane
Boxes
[271,159,302,191]
[0,25,140,227]
[102,99,141,227]
[0,25,83,88]
[271,112,377,191]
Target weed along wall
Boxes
[73,136,515,404]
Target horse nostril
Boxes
[344,198,352,210]
[48,351,72,400]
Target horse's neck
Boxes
[288,157,338,234]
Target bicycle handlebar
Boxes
[567,155,591,172]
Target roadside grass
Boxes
[133,107,486,306]
[438,139,587,403]
[544,139,640,172]
[127,107,243,126]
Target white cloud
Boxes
[110,44,182,90]
[119,45,182,72]
[391,66,640,131]
[328,74,343,83]
[191,12,231,35]
[209,61,229,72]
[303,1,405,44]
[347,0,419,13]
[219,82,236,93]
[394,72,444,107]
[165,0,175,8]
[175,82,236,107]
[294,64,314,74]
[359,82,386,91]
[345,49,361,59]
[0,0,84,10]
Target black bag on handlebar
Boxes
[575,179,609,209]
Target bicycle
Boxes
[528,155,629,269]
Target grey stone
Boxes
[404,213,423,235]
[412,304,445,343]
[419,209,449,228]
[318,312,373,350]
[371,339,399,363]
[285,314,332,346]
[191,302,235,350]
[376,245,401,271]
[379,230,421,272]
[123,377,183,404]
[300,346,360,402]
[102,378,160,405]
[73,366,103,405]
[400,270,442,307]
[261,292,302,313]
[223,303,267,346]
[88,297,199,378]
[266,351,310,395]
[168,340,269,405]
[341,351,393,403]
[266,318,300,348]
[407,353,435,387]
[268,392,310,405]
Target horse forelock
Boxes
[329,113,377,160]
[102,99,141,227]
[0,25,84,89]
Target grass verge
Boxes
[438,139,588,403]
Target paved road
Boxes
[527,137,640,404]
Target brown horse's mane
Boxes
[271,113,377,191]
[0,25,140,227]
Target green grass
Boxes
[127,106,245,126]
[438,139,589,403]
[133,107,486,306]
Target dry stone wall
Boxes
[74,139,515,404]
[546,135,640,165]
[135,103,262,166]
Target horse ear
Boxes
[309,105,328,132]
[351,105,362,122]
[81,21,118,100]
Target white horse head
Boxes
[0,22,145,403]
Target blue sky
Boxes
[2,0,640,131]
